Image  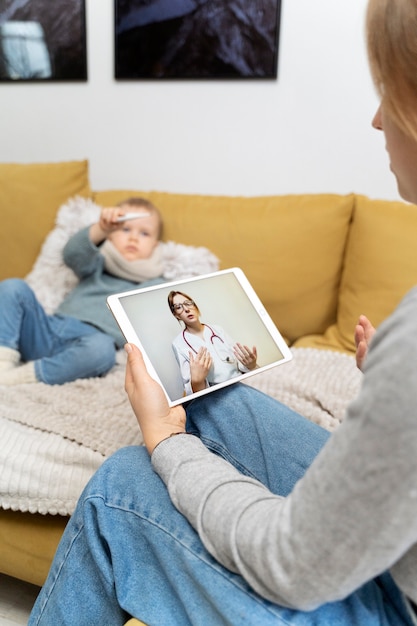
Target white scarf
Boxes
[100,239,164,283]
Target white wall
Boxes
[0,0,401,200]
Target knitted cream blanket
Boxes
[0,347,362,515]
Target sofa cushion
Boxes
[94,190,354,343]
[0,160,91,279]
[296,195,417,353]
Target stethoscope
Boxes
[182,324,236,363]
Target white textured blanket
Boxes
[0,347,362,515]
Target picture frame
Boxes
[0,0,87,82]
[114,0,282,80]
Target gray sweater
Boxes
[153,286,417,611]
[57,227,164,348]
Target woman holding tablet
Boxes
[168,290,258,395]
[29,1,417,624]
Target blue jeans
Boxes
[29,385,414,625]
[0,279,116,384]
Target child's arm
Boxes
[62,207,125,278]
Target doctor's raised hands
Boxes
[189,347,213,393]
[124,343,186,454]
[233,342,258,371]
[168,289,259,396]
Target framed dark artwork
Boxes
[0,0,87,82]
[115,0,282,80]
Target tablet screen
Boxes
[107,268,292,405]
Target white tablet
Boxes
[107,268,292,406]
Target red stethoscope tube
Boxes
[182,323,224,354]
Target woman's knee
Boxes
[85,446,166,508]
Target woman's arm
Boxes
[155,310,417,608]
[125,289,417,609]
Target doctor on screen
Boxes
[168,290,258,396]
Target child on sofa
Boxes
[0,197,165,386]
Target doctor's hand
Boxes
[124,343,186,454]
[234,343,258,371]
[190,348,212,393]
[354,315,375,371]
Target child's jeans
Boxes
[0,279,115,384]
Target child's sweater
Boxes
[57,227,164,347]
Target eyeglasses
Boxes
[172,300,195,313]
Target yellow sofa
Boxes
[1,160,417,624]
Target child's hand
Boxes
[124,343,186,454]
[89,207,125,245]
[98,207,125,234]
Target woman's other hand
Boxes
[124,343,186,454]
[354,315,376,371]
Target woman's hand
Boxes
[190,347,212,393]
[354,315,376,371]
[125,343,186,454]
[234,343,258,371]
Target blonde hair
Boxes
[366,0,417,141]
[117,197,163,239]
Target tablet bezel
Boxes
[107,267,292,406]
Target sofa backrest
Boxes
[3,156,416,356]
[94,190,354,345]
[0,161,91,279]
[295,194,417,353]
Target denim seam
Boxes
[33,522,85,624]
